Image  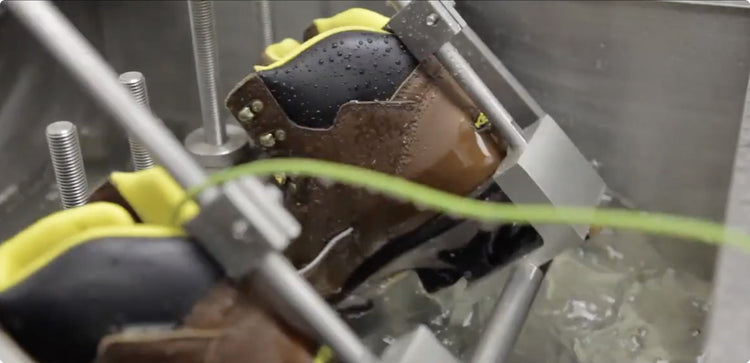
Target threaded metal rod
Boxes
[187,0,226,146]
[119,71,156,171]
[46,121,88,209]
[258,0,274,47]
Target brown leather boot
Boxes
[0,169,315,363]
[226,9,540,298]
[96,282,314,363]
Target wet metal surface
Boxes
[1,1,749,362]
[0,1,128,241]
[704,75,750,363]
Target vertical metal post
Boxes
[9,2,207,191]
[258,0,274,48]
[471,262,544,363]
[184,0,249,169]
[46,121,88,209]
[187,0,225,146]
[119,71,156,171]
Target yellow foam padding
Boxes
[255,25,390,72]
[0,202,184,293]
[264,38,302,63]
[313,345,334,363]
[109,166,199,226]
[312,8,390,35]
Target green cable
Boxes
[181,158,750,251]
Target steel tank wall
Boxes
[458,1,750,221]
[457,1,750,278]
[0,1,129,241]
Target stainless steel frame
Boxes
[1,1,748,362]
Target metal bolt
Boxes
[259,132,276,147]
[426,13,439,27]
[237,106,254,123]
[257,0,274,48]
[231,219,250,240]
[46,121,88,209]
[250,99,264,113]
[188,0,226,146]
[119,71,156,171]
[274,129,286,141]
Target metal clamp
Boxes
[387,0,465,61]
[186,177,297,277]
[388,0,527,150]
[388,2,607,362]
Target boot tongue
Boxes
[257,30,417,129]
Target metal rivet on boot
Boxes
[259,132,276,147]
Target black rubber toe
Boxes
[0,237,220,363]
[259,30,417,129]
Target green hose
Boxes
[180,158,750,251]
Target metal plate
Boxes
[387,0,465,61]
[495,116,606,265]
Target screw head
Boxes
[274,129,286,141]
[232,219,248,239]
[250,99,264,113]
[426,13,439,27]
[259,132,276,147]
[237,107,254,123]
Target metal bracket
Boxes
[494,116,606,265]
[388,0,527,150]
[185,177,296,277]
[387,0,465,61]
